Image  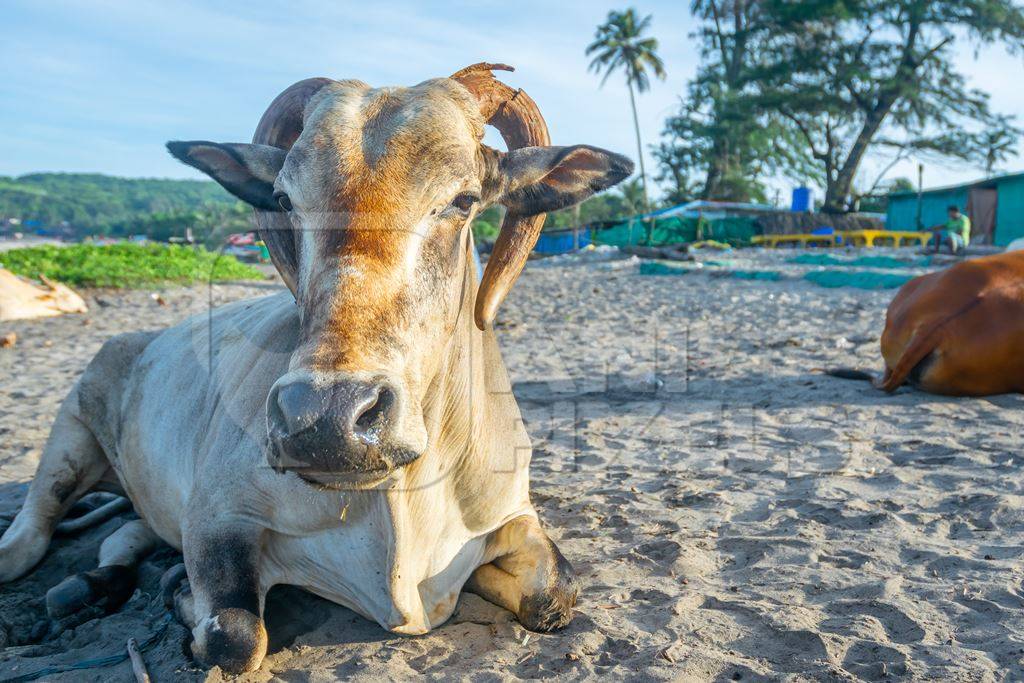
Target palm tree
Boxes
[586,8,665,221]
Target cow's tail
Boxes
[826,321,952,393]
[824,368,876,383]
[872,327,941,392]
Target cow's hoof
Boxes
[518,585,578,631]
[517,538,580,632]
[192,608,267,674]
[517,557,580,632]
[46,564,135,619]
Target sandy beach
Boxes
[1,248,1022,681]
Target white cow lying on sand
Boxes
[0,64,631,673]
[0,268,87,322]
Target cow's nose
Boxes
[274,381,330,435]
[266,378,399,474]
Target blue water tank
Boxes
[791,187,813,212]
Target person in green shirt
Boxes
[930,205,971,254]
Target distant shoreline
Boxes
[0,236,66,252]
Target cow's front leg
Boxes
[178,522,268,674]
[465,514,579,631]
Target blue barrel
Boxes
[791,187,813,212]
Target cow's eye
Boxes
[274,191,292,212]
[451,192,479,215]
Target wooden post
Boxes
[915,163,924,230]
[573,204,580,251]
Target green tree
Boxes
[471,206,503,242]
[978,118,1018,174]
[765,0,1024,212]
[586,8,665,216]
[889,177,916,193]
[655,1,817,204]
[615,178,647,215]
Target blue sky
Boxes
[2,0,1022,200]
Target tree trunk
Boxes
[822,101,896,213]
[628,82,650,209]
[702,137,726,200]
[627,81,654,242]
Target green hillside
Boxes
[0,172,635,247]
[0,173,251,243]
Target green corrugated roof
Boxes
[889,170,1024,198]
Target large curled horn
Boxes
[252,78,333,294]
[451,63,551,330]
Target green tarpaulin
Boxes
[802,270,913,289]
[637,262,782,280]
[638,261,691,276]
[594,216,759,248]
[731,270,783,280]
[787,254,930,269]
[639,261,914,290]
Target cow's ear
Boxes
[166,141,286,211]
[496,145,634,216]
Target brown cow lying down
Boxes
[0,268,87,322]
[829,250,1024,396]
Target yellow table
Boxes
[839,230,931,247]
[752,230,931,248]
[751,233,839,248]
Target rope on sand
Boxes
[0,614,171,683]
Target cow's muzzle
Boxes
[266,375,419,486]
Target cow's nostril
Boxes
[274,382,325,436]
[355,386,394,432]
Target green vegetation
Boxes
[0,243,263,288]
[655,2,809,204]
[0,173,249,243]
[471,206,503,242]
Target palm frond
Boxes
[586,7,665,90]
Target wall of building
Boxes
[887,187,970,232]
[994,175,1024,246]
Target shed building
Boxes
[887,171,1024,246]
